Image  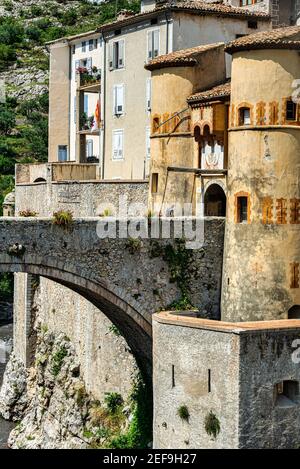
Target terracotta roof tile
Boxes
[145,42,224,70]
[225,25,300,53]
[187,80,231,105]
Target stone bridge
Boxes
[0,217,225,377]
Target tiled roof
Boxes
[145,42,224,70]
[187,81,231,105]
[99,2,270,32]
[225,25,300,53]
[47,2,270,44]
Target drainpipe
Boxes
[100,32,107,180]
[165,12,172,53]
[68,42,71,162]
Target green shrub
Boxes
[0,273,13,300]
[104,392,123,414]
[29,5,43,18]
[204,411,220,439]
[0,44,16,71]
[51,346,68,377]
[62,9,78,26]
[177,405,190,422]
[0,107,16,135]
[26,26,42,42]
[0,155,16,175]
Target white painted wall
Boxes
[69,35,102,162]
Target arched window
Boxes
[33,178,46,183]
[204,184,226,217]
[152,116,160,134]
[288,305,300,319]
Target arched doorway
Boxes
[288,305,300,319]
[204,184,226,217]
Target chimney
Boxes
[117,9,135,21]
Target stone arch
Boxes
[33,178,46,183]
[0,258,152,379]
[204,183,226,217]
[288,305,300,319]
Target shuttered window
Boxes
[113,84,124,115]
[86,140,93,158]
[147,30,159,60]
[109,40,125,70]
[112,130,124,160]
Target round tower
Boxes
[222,27,300,322]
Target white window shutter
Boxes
[75,60,80,72]
[113,131,118,159]
[87,57,92,70]
[147,31,153,60]
[118,40,124,68]
[146,78,151,111]
[146,127,151,159]
[117,85,124,114]
[153,30,159,58]
[109,42,114,70]
[118,131,123,158]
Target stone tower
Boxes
[221,27,300,322]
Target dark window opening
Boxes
[33,178,46,183]
[286,100,297,121]
[151,173,158,194]
[275,381,299,407]
[288,305,300,319]
[239,107,251,126]
[204,184,226,217]
[237,196,248,223]
[248,20,258,29]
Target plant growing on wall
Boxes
[104,392,124,414]
[164,239,194,311]
[125,237,142,254]
[52,210,74,230]
[204,411,220,439]
[19,209,38,217]
[177,405,190,422]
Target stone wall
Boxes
[153,312,300,449]
[15,180,149,217]
[36,277,138,402]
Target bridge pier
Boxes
[13,273,36,367]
